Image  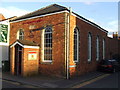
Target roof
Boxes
[0,16,17,22]
[10,4,108,33]
[0,13,5,20]
[17,40,38,46]
[11,4,68,22]
[10,40,39,48]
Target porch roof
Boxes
[10,40,39,49]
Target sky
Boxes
[0,1,119,37]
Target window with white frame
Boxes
[103,38,105,59]
[96,36,99,61]
[44,26,52,62]
[17,29,24,40]
[88,32,92,62]
[74,28,79,62]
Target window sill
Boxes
[41,60,53,64]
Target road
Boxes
[2,79,38,88]
[2,71,120,88]
[74,72,119,88]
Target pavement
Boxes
[1,70,106,88]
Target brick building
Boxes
[0,14,17,70]
[9,4,120,78]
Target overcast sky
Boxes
[0,1,119,37]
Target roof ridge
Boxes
[11,4,67,21]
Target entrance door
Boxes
[14,44,22,75]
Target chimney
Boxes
[113,32,118,39]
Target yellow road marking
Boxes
[72,74,110,88]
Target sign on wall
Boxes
[0,24,8,43]
[28,51,37,60]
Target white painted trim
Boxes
[74,28,79,63]
[24,45,39,49]
[96,36,99,61]
[28,51,37,52]
[10,41,23,48]
[10,10,68,23]
[10,10,107,33]
[42,60,52,63]
[10,8,107,35]
[69,65,76,68]
[10,41,39,49]
[103,39,105,59]
[0,42,9,46]
[88,33,92,62]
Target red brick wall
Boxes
[23,48,39,76]
[106,37,119,59]
[69,14,108,77]
[10,12,66,78]
[10,11,120,78]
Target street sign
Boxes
[28,51,37,60]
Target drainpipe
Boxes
[66,7,72,79]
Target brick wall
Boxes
[69,14,108,77]
[10,11,120,78]
[23,48,39,76]
[10,12,66,78]
[106,37,120,59]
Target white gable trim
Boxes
[10,10,68,23]
[10,41,39,49]
[10,41,23,48]
[10,10,107,33]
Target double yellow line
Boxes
[72,74,110,88]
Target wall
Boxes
[0,20,10,68]
[106,37,120,59]
[69,13,108,77]
[10,12,66,78]
[10,11,120,78]
[23,48,39,76]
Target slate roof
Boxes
[10,4,68,22]
[10,4,108,33]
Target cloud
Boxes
[105,20,118,32]
[83,2,94,5]
[0,6,30,18]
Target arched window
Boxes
[96,36,99,61]
[74,28,79,62]
[17,29,24,40]
[103,38,105,59]
[44,26,52,62]
[88,32,92,62]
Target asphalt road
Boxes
[81,72,119,88]
[2,80,38,88]
[2,71,120,88]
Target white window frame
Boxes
[103,38,105,59]
[41,26,52,62]
[96,36,99,61]
[17,29,24,40]
[88,32,92,62]
[74,28,79,62]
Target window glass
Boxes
[44,26,52,61]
